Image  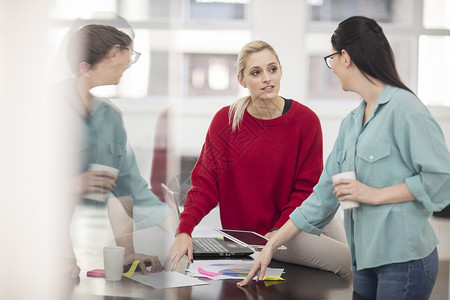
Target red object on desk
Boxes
[87,269,105,277]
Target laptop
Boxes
[161,184,254,258]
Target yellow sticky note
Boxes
[262,276,286,287]
[262,276,286,281]
[122,260,140,278]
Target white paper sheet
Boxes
[129,271,209,289]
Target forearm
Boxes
[266,219,300,250]
[107,196,135,256]
[378,182,415,204]
[114,221,135,256]
[335,180,416,206]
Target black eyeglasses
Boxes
[323,51,341,69]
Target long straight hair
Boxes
[331,16,413,94]
[229,40,281,131]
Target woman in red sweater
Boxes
[165,40,351,283]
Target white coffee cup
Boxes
[332,171,360,210]
[103,246,125,281]
[83,163,119,202]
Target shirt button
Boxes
[369,155,374,160]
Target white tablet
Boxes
[214,229,287,250]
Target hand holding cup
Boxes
[83,163,119,202]
[332,171,360,210]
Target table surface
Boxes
[68,256,352,300]
[67,205,449,300]
[68,205,352,300]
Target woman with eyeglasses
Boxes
[56,24,169,278]
[238,16,450,299]
[164,40,352,283]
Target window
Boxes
[419,0,450,106]
[423,0,450,29]
[418,36,450,106]
[308,0,411,24]
[185,53,239,97]
[50,0,250,100]
[187,0,248,20]
[306,0,450,106]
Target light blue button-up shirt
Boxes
[60,79,168,229]
[290,85,450,270]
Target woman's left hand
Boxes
[332,179,379,205]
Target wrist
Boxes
[377,187,388,205]
[175,232,191,238]
[266,236,281,251]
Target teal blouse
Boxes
[61,79,168,229]
[290,85,450,270]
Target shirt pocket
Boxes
[356,142,391,182]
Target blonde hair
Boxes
[229,40,281,131]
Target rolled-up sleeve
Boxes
[399,112,450,212]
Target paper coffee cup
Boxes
[83,163,119,202]
[103,246,125,281]
[332,171,360,210]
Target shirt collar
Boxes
[89,96,103,115]
[351,84,396,117]
[377,84,396,106]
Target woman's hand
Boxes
[333,180,415,205]
[237,243,275,287]
[264,230,278,240]
[332,178,378,205]
[237,220,300,287]
[124,253,163,274]
[79,171,117,194]
[163,233,193,271]
[67,257,81,279]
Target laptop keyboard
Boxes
[194,238,230,253]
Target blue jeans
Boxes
[352,248,439,300]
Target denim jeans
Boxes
[352,247,439,300]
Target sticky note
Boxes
[262,276,285,281]
[198,267,222,277]
[123,260,140,278]
[87,269,105,277]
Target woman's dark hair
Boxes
[331,16,413,94]
[67,24,132,75]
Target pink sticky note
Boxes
[87,269,105,277]
[198,267,222,277]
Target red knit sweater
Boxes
[177,100,323,236]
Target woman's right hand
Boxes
[164,233,193,271]
[238,220,300,287]
[237,243,275,286]
[79,171,117,194]
[124,253,163,274]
